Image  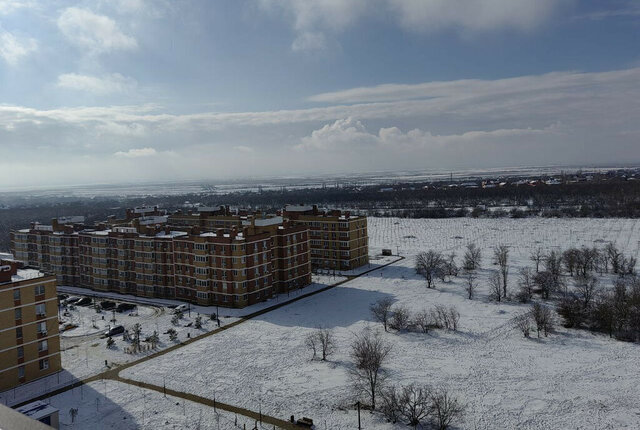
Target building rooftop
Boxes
[12,268,45,282]
[16,401,58,421]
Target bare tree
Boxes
[514,312,531,338]
[412,309,433,334]
[575,276,598,309]
[380,386,401,423]
[489,271,502,302]
[399,384,431,428]
[433,305,460,331]
[516,267,534,303]
[390,305,411,331]
[533,270,555,299]
[531,303,554,338]
[464,271,477,300]
[530,247,544,273]
[444,252,459,277]
[350,330,393,410]
[318,328,336,361]
[131,323,142,352]
[494,245,509,299]
[606,242,621,274]
[305,332,317,360]
[371,297,394,332]
[463,243,481,271]
[430,388,464,430]
[416,251,444,289]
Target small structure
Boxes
[381,248,393,256]
[296,417,314,427]
[16,401,59,429]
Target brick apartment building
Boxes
[11,207,312,308]
[283,205,369,270]
[0,259,61,391]
[10,204,368,307]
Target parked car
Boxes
[173,304,188,314]
[64,296,80,305]
[76,297,93,306]
[100,300,116,310]
[104,325,125,337]
[57,294,69,302]
[116,303,136,313]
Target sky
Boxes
[0,0,639,188]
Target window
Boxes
[16,327,22,339]
[39,358,49,371]
[38,340,48,352]
[35,303,46,316]
[17,346,24,359]
[15,308,22,320]
[13,289,20,301]
[35,285,45,296]
[18,366,25,379]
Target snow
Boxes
[117,217,640,429]
[43,380,276,430]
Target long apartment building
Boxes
[11,208,311,308]
[171,205,370,271]
[283,205,369,270]
[0,259,61,391]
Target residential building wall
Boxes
[283,205,369,270]
[0,263,61,392]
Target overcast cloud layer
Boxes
[0,0,638,187]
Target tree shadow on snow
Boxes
[255,287,396,329]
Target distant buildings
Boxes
[0,259,61,391]
[10,204,369,307]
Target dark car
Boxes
[100,300,116,310]
[104,325,125,337]
[76,297,93,306]
[57,294,69,302]
[116,303,136,313]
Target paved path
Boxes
[14,256,405,427]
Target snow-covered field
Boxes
[44,380,278,429]
[114,217,640,429]
[0,275,342,408]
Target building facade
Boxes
[0,260,61,391]
[11,208,312,308]
[283,205,369,270]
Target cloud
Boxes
[295,117,374,151]
[0,29,37,65]
[57,73,137,95]
[258,0,569,50]
[291,32,327,52]
[0,66,639,187]
[234,145,255,153]
[0,0,35,15]
[572,2,640,21]
[114,147,157,158]
[386,0,568,33]
[57,7,137,53]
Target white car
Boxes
[173,304,188,314]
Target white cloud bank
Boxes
[0,66,638,186]
[114,147,157,158]
[259,0,571,51]
[0,29,37,65]
[57,7,137,53]
[57,73,137,95]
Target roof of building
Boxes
[16,401,59,421]
[12,268,45,282]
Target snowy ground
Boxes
[43,380,279,430]
[114,217,640,429]
[0,274,342,407]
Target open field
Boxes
[114,217,640,429]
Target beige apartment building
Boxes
[0,260,61,391]
[283,205,369,270]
